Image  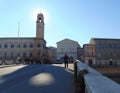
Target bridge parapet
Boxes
[74,60,120,93]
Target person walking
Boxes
[64,54,69,68]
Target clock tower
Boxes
[36,13,44,39]
[35,13,46,63]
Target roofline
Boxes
[92,37,120,40]
[0,37,46,43]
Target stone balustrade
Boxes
[74,60,120,93]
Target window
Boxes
[29,53,33,57]
[11,44,14,48]
[23,53,26,57]
[87,47,89,50]
[18,44,21,48]
[37,44,41,48]
[37,52,40,56]
[113,43,117,48]
[92,47,94,50]
[23,44,27,48]
[118,44,120,48]
[30,44,33,48]
[108,43,112,48]
[103,43,106,48]
[91,52,93,56]
[18,53,20,57]
[97,43,102,48]
[4,44,8,48]
[86,52,89,56]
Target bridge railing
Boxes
[74,60,120,93]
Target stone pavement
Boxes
[0,64,75,93]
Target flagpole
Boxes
[17,22,20,60]
[18,22,20,38]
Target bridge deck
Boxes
[0,64,75,93]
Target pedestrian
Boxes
[64,54,69,68]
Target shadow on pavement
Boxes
[0,64,75,93]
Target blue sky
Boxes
[0,0,120,47]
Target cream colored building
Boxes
[0,13,46,62]
[56,38,81,62]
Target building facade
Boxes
[83,44,96,65]
[77,47,84,61]
[57,38,81,62]
[0,13,47,62]
[46,47,57,63]
[89,38,120,65]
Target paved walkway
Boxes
[0,64,75,93]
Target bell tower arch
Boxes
[36,13,44,39]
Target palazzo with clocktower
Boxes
[0,13,47,62]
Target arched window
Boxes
[88,59,93,65]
